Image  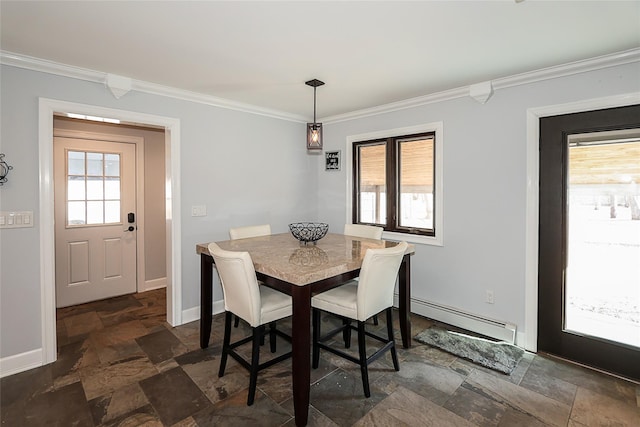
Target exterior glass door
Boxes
[566,132,640,348]
[538,104,640,381]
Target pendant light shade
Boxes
[305,79,324,150]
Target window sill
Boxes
[382,230,443,247]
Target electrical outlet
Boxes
[485,290,494,304]
[191,205,207,217]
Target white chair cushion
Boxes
[312,242,408,321]
[311,281,358,320]
[260,286,292,325]
[343,224,383,240]
[356,242,407,320]
[229,224,271,240]
[209,242,292,328]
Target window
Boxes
[350,123,442,244]
[66,150,121,226]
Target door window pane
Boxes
[358,143,386,225]
[86,201,104,224]
[398,137,434,229]
[68,201,85,225]
[566,136,640,348]
[66,150,121,226]
[86,177,104,200]
[68,151,85,175]
[67,176,85,200]
[105,201,120,223]
[104,177,120,199]
[105,154,120,177]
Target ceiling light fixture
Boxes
[305,79,325,150]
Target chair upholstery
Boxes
[311,241,408,397]
[229,224,271,240]
[229,224,272,327]
[208,242,292,405]
[343,223,383,240]
[343,223,384,324]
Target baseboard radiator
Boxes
[396,295,517,344]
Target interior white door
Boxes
[54,137,137,308]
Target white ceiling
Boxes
[1,1,639,121]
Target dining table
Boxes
[196,232,415,426]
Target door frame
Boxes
[524,92,640,352]
[53,129,146,300]
[39,98,182,364]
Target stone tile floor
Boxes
[1,288,639,426]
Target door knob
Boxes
[127,226,135,232]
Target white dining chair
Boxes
[229,224,272,327]
[311,241,408,398]
[344,223,384,324]
[229,224,271,240]
[208,242,292,406]
[343,223,383,240]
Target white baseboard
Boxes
[181,300,225,325]
[398,295,519,345]
[0,348,43,378]
[139,277,167,293]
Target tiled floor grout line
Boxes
[2,288,638,426]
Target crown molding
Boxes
[322,47,640,124]
[493,47,640,90]
[320,86,470,124]
[0,51,307,123]
[2,48,639,125]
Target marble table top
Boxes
[196,232,415,286]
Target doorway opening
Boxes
[39,98,182,365]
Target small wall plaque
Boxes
[325,150,341,171]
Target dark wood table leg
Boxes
[200,253,213,349]
[398,254,412,348]
[291,285,311,426]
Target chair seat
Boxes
[260,286,292,325]
[311,281,358,319]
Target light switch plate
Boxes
[0,211,34,229]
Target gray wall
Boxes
[317,61,640,345]
[0,65,317,359]
[53,117,167,281]
[1,58,638,363]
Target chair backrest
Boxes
[229,224,271,240]
[208,243,262,327]
[344,223,383,240]
[356,242,408,321]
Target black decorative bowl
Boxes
[288,222,329,245]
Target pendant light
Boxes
[305,79,324,150]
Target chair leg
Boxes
[269,321,277,353]
[247,326,262,406]
[343,318,352,348]
[357,320,371,398]
[219,311,232,377]
[386,308,399,371]
[234,314,240,327]
[312,308,321,369]
[373,314,379,325]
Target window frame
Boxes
[346,122,444,246]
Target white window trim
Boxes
[345,122,444,246]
